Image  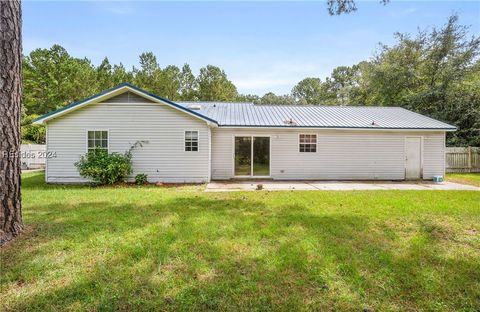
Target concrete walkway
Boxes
[206,180,480,192]
[21,169,45,174]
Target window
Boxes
[185,131,198,152]
[299,134,317,152]
[87,130,108,152]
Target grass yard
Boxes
[447,173,480,187]
[1,172,479,311]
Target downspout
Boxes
[208,127,211,182]
[207,123,216,182]
[443,131,446,178]
[44,123,48,183]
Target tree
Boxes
[161,65,181,100]
[441,60,480,146]
[179,64,198,100]
[111,63,133,86]
[0,0,23,245]
[292,77,326,104]
[323,65,365,105]
[365,14,480,145]
[260,92,300,105]
[327,0,389,15]
[133,52,163,93]
[96,57,114,90]
[236,93,261,104]
[21,114,45,144]
[138,52,158,77]
[23,45,98,115]
[197,65,237,101]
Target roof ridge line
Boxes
[253,104,402,108]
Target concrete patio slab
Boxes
[205,180,480,192]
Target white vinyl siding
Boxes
[46,96,210,183]
[211,128,446,180]
[423,134,446,179]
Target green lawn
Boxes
[1,172,479,311]
[447,173,480,187]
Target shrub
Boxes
[135,173,148,185]
[74,149,132,185]
[21,114,45,144]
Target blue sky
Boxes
[24,1,480,95]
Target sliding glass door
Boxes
[234,137,252,176]
[234,136,270,177]
[253,137,270,176]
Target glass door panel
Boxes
[234,137,252,176]
[253,137,270,176]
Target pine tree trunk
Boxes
[0,0,23,246]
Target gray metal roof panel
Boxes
[177,102,456,130]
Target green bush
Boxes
[135,173,148,185]
[21,114,45,144]
[74,149,132,185]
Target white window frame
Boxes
[184,130,199,152]
[86,129,109,153]
[298,133,317,153]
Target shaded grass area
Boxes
[447,172,480,187]
[1,172,479,311]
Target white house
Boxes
[33,83,456,183]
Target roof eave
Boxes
[217,125,456,131]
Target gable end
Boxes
[101,92,155,103]
[32,83,218,125]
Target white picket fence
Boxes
[20,144,46,170]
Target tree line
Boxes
[23,15,479,146]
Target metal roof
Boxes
[178,102,456,130]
